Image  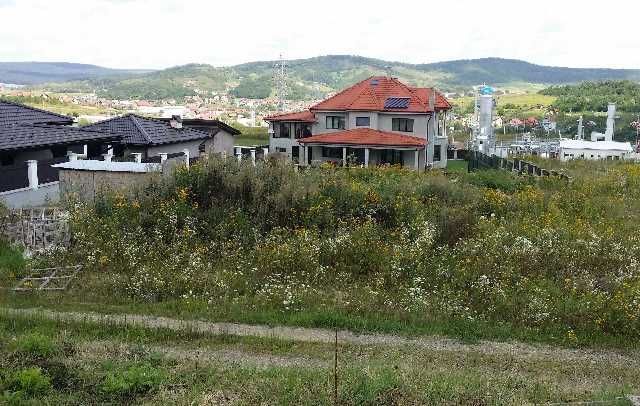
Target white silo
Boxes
[474,85,495,154]
[604,103,616,141]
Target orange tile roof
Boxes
[298,128,425,148]
[264,110,316,122]
[310,76,451,113]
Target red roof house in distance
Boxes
[265,76,451,170]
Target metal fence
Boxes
[467,151,571,180]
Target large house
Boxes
[0,100,119,167]
[265,76,452,169]
[83,114,239,159]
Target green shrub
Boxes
[15,333,58,359]
[1,367,52,399]
[0,241,25,283]
[101,363,164,398]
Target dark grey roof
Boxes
[0,100,74,125]
[157,117,242,136]
[0,123,120,152]
[82,114,212,146]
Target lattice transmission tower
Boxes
[273,54,288,112]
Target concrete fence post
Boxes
[182,149,190,169]
[27,160,38,190]
[263,147,269,159]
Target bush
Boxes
[101,363,164,398]
[15,333,58,359]
[1,367,52,399]
[0,241,25,284]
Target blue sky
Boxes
[1,0,638,70]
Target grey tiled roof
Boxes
[0,123,120,152]
[82,114,211,146]
[0,100,74,125]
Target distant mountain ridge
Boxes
[2,56,640,100]
[0,62,151,85]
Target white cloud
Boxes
[0,0,638,69]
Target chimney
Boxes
[429,90,436,112]
[169,115,183,129]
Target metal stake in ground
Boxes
[333,328,338,405]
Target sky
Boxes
[1,0,639,70]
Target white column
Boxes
[132,153,142,163]
[364,148,370,168]
[236,152,242,162]
[103,153,113,162]
[159,153,168,164]
[82,144,88,156]
[182,149,190,169]
[107,144,113,155]
[235,147,242,156]
[68,152,78,162]
[27,160,38,190]
[250,149,256,165]
[414,150,419,170]
[303,146,308,166]
[263,147,269,159]
[342,147,347,167]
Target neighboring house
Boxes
[83,114,237,159]
[0,99,73,126]
[0,100,118,166]
[158,117,240,156]
[265,76,452,169]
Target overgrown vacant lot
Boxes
[2,157,640,403]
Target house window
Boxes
[326,116,345,130]
[51,145,68,158]
[322,147,343,159]
[0,153,15,166]
[294,123,312,139]
[392,118,414,132]
[433,145,441,161]
[276,147,287,153]
[355,117,370,127]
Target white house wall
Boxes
[211,130,235,155]
[559,148,628,161]
[146,140,204,158]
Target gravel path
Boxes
[77,340,326,369]
[3,306,639,366]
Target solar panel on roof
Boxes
[384,97,410,109]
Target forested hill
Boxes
[541,81,640,112]
[0,62,150,85]
[7,56,640,100]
